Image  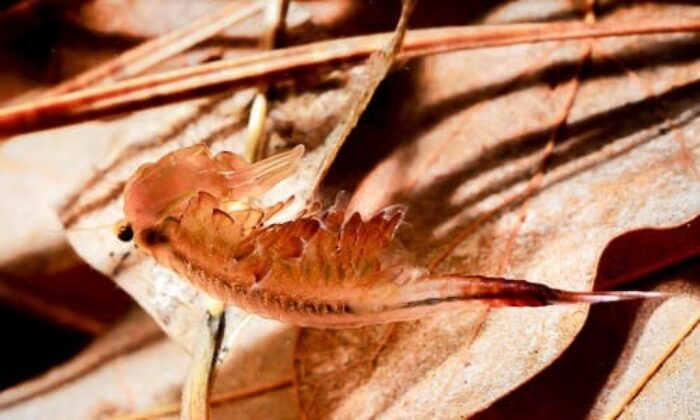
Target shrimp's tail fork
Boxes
[448,275,667,307]
[545,288,667,305]
[389,274,667,311]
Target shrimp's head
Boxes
[120,144,304,244]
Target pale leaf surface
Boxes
[474,246,699,419]
[295,3,700,418]
[61,0,403,353]
[0,309,297,419]
[0,1,699,419]
[594,271,699,419]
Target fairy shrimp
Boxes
[118,144,661,328]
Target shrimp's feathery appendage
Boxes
[123,145,664,328]
[123,143,303,234]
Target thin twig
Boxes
[0,310,162,409]
[1,19,699,137]
[244,0,289,162]
[181,5,291,417]
[498,0,596,273]
[428,2,596,272]
[399,44,562,195]
[181,302,224,420]
[111,376,294,420]
[604,312,700,420]
[497,44,590,274]
[46,2,263,96]
[309,0,416,194]
[431,5,595,407]
[593,41,699,178]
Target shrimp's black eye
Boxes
[117,223,134,242]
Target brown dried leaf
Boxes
[0,309,297,418]
[57,84,346,351]
[616,313,699,420]
[0,309,161,411]
[2,308,189,419]
[474,239,699,419]
[592,270,699,419]
[295,4,700,418]
[60,0,408,356]
[68,0,311,41]
[0,114,134,331]
[2,1,700,418]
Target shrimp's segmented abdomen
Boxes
[123,145,663,328]
[145,190,408,327]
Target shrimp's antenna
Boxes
[64,224,116,232]
[40,223,117,235]
[63,220,134,243]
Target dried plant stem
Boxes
[310,0,415,194]
[182,5,291,416]
[497,42,590,274]
[1,19,699,138]
[260,0,290,54]
[0,310,162,409]
[47,2,263,95]
[604,313,700,420]
[429,3,596,271]
[293,4,414,405]
[498,0,596,271]
[593,41,699,178]
[181,301,224,420]
[112,376,293,420]
[244,94,269,162]
[245,0,288,162]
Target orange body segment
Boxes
[121,145,662,328]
